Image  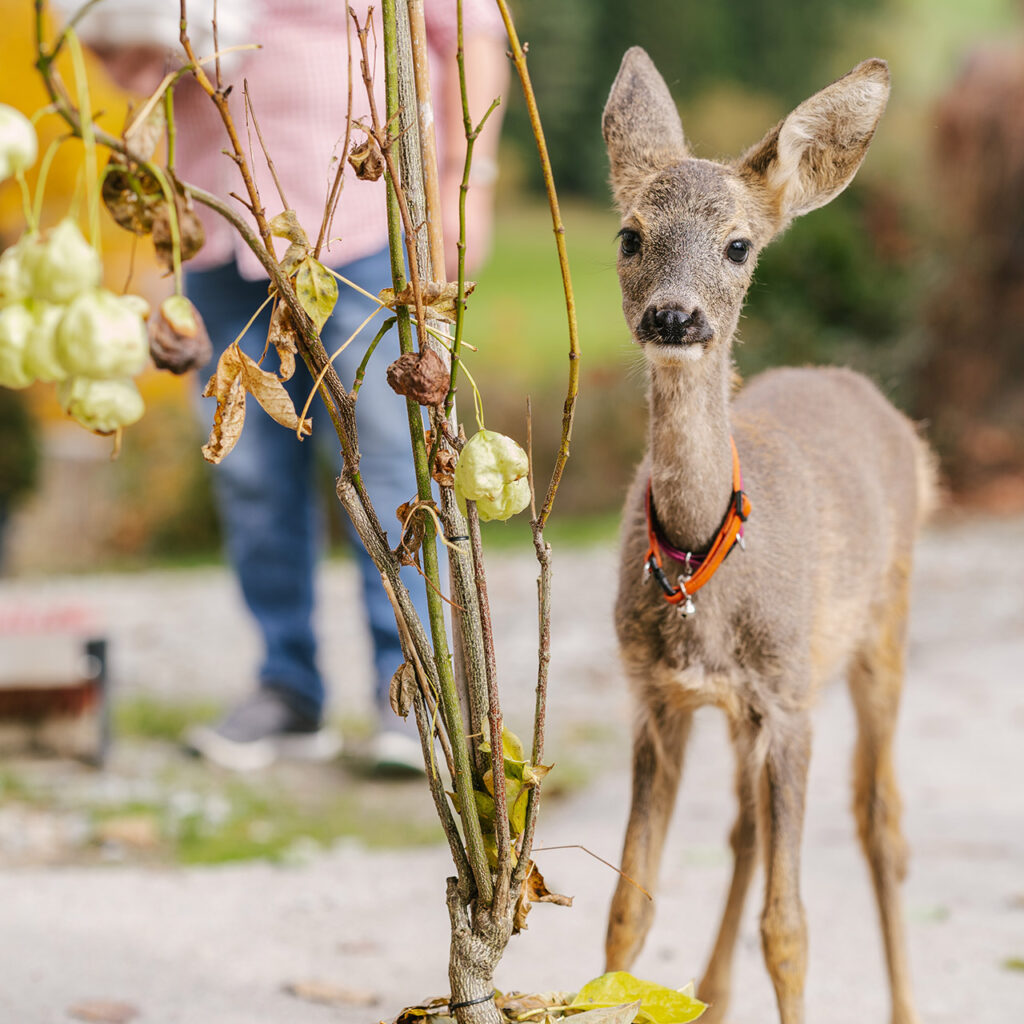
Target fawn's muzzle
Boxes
[640,305,713,346]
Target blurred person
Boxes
[61,0,508,770]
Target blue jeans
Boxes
[187,247,432,727]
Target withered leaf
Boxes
[394,997,451,1024]
[150,295,212,374]
[378,281,476,324]
[101,159,163,235]
[394,498,429,567]
[295,256,338,331]
[123,96,167,162]
[201,347,247,463]
[496,991,575,1018]
[67,1000,140,1024]
[432,447,457,488]
[283,979,378,1007]
[348,135,385,181]
[201,343,312,464]
[153,198,205,270]
[268,301,299,382]
[386,348,449,407]
[565,1003,644,1024]
[269,209,310,247]
[513,860,573,934]
[389,661,416,719]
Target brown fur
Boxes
[602,48,930,1024]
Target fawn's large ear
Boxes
[603,47,690,210]
[737,59,890,232]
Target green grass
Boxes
[463,198,630,410]
[114,696,220,742]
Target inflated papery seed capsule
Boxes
[0,104,38,182]
[24,301,67,383]
[25,219,102,305]
[0,234,36,306]
[58,376,145,434]
[453,428,531,523]
[56,288,148,378]
[0,302,35,389]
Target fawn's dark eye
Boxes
[726,239,751,264]
[618,229,641,257]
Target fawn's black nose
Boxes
[640,304,712,345]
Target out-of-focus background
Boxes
[3,0,1024,578]
[1,2,1023,1022]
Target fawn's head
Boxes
[603,48,889,368]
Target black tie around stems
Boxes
[449,991,497,1011]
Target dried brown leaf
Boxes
[283,979,379,1007]
[67,1000,140,1023]
[123,97,166,162]
[389,661,416,719]
[102,160,163,235]
[268,302,299,381]
[386,348,449,407]
[514,860,573,934]
[377,281,476,324]
[201,344,311,464]
[237,347,313,435]
[394,498,427,567]
[201,345,247,463]
[153,198,205,270]
[348,135,385,181]
[432,447,457,488]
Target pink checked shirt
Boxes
[171,1,504,278]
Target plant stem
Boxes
[379,0,492,905]
[492,0,580,529]
[179,0,273,252]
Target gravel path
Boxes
[0,516,1022,1023]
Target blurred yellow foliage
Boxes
[0,0,177,420]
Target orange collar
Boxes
[644,436,751,616]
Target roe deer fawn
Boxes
[602,49,934,1024]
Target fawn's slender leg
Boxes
[848,571,921,1024]
[760,715,811,1024]
[697,720,761,1023]
[605,699,692,971]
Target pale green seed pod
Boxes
[25,219,102,305]
[453,428,531,523]
[24,300,67,383]
[0,104,38,182]
[0,302,35,389]
[56,288,148,379]
[0,234,37,306]
[58,376,145,434]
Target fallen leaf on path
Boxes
[67,1000,140,1023]
[283,979,379,1006]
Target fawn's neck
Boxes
[647,350,735,553]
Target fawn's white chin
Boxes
[646,342,706,365]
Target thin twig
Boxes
[243,80,290,211]
[179,0,273,251]
[531,845,653,901]
[351,6,429,352]
[492,0,580,529]
[314,9,355,259]
[467,496,511,913]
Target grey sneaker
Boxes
[369,728,426,776]
[184,688,342,771]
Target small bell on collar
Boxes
[678,592,696,618]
